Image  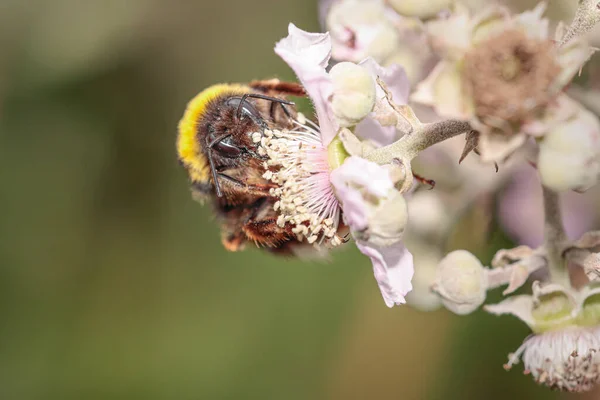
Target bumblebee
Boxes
[177,79,307,253]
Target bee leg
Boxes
[221,230,246,252]
[249,79,307,97]
[242,218,294,248]
[218,207,254,252]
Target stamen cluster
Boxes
[253,114,343,247]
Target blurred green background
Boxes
[0,1,595,399]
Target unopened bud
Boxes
[433,250,487,315]
[538,104,600,192]
[387,0,452,19]
[329,62,376,127]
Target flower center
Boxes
[255,113,343,247]
[327,136,351,170]
[506,327,600,392]
[463,29,560,129]
[500,55,521,81]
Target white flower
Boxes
[486,282,600,392]
[321,0,434,83]
[413,3,594,163]
[325,0,400,65]
[269,24,415,307]
[506,327,600,392]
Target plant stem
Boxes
[542,185,570,286]
[364,120,472,164]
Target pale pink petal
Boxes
[359,57,410,106]
[356,241,414,307]
[274,24,339,145]
[355,58,411,145]
[330,156,394,230]
[354,115,397,147]
[484,295,536,328]
[412,60,474,119]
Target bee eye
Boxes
[212,137,242,158]
[227,97,263,124]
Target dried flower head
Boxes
[463,29,559,126]
[506,326,600,392]
[413,3,594,162]
[487,283,600,392]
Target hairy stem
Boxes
[542,186,570,286]
[560,0,600,46]
[364,120,472,164]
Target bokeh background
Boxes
[0,0,598,399]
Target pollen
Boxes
[256,113,343,247]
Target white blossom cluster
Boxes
[316,0,600,393]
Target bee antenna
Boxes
[238,93,294,121]
[206,137,223,197]
[236,94,250,121]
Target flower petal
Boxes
[412,60,474,119]
[275,24,339,145]
[485,295,536,328]
[354,57,411,146]
[360,57,410,106]
[426,7,472,58]
[356,241,414,307]
[514,2,548,41]
[330,156,394,231]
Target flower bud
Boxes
[433,250,487,315]
[329,62,376,127]
[387,0,451,19]
[538,104,600,192]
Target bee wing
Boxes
[249,79,307,98]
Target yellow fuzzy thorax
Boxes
[177,83,250,183]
